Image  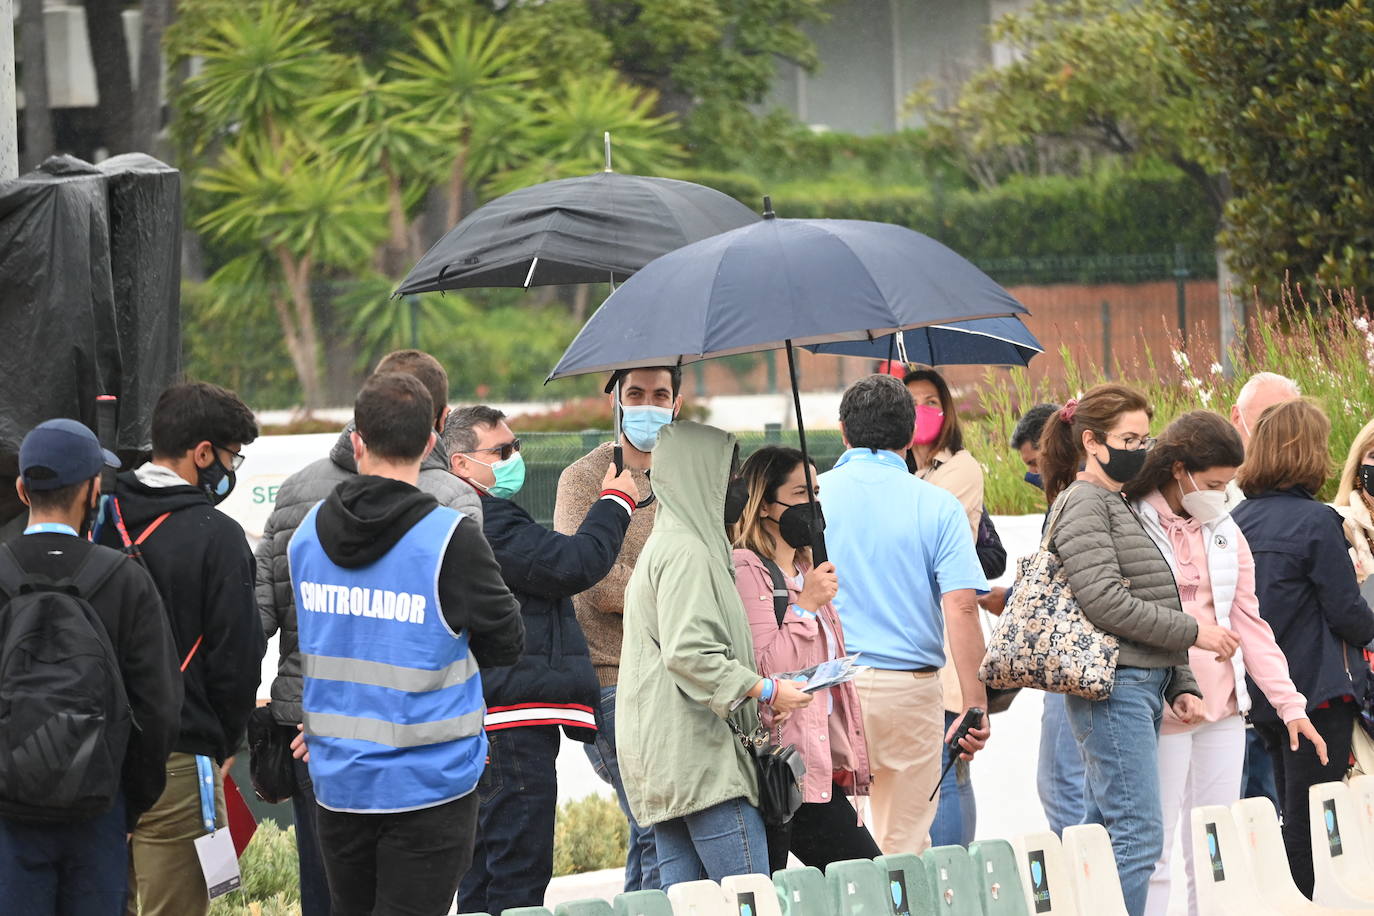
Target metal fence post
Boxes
[1101,300,1113,378]
[764,422,781,443]
[1173,242,1189,346]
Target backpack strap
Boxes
[0,544,31,599]
[754,552,792,627]
[68,547,127,602]
[110,497,172,566]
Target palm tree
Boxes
[196,137,387,412]
[389,16,536,227]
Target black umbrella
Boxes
[393,138,759,295]
[548,201,1030,560]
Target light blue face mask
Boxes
[469,452,526,500]
[620,404,674,452]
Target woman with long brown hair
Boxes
[1334,416,1374,605]
[729,446,877,872]
[1231,399,1374,898]
[1123,411,1324,916]
[1037,383,1235,916]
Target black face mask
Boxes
[1097,442,1148,484]
[724,476,749,528]
[1360,464,1374,494]
[79,480,97,539]
[197,457,236,506]
[773,501,825,550]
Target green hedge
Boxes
[687,168,1218,284]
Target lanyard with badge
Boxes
[193,755,242,899]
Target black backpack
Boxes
[0,543,131,822]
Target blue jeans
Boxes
[459,725,560,914]
[584,685,659,891]
[1065,666,1167,916]
[930,710,976,846]
[1241,726,1280,811]
[1037,692,1087,836]
[0,793,128,915]
[291,757,333,916]
[654,797,768,888]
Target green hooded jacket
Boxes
[616,421,762,826]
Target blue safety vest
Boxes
[289,503,487,813]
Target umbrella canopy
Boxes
[804,315,1043,367]
[548,215,1028,380]
[394,172,760,295]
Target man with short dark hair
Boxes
[0,420,182,914]
[819,374,991,855]
[256,350,480,915]
[446,405,639,912]
[552,365,682,891]
[291,375,523,916]
[100,382,264,916]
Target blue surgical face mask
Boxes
[468,452,526,500]
[621,404,674,452]
[1024,471,1043,490]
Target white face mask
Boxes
[1180,471,1229,524]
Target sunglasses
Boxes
[467,439,521,462]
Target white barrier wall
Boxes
[217,433,338,542]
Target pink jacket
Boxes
[731,548,872,804]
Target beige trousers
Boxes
[126,752,227,916]
[853,667,944,855]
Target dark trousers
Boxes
[292,758,333,916]
[317,792,480,916]
[0,794,128,916]
[1241,726,1280,810]
[765,782,882,873]
[1254,702,1356,899]
[458,726,560,914]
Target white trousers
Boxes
[1144,715,1246,916]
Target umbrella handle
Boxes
[613,444,624,475]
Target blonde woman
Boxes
[1335,417,1374,603]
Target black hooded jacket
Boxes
[313,475,524,667]
[100,470,265,762]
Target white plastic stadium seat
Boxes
[1011,831,1082,916]
[667,880,733,916]
[1348,774,1374,874]
[720,874,783,916]
[1309,781,1374,908]
[1230,796,1374,915]
[1061,824,1128,916]
[1187,804,1289,916]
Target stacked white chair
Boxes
[1060,824,1128,916]
[1309,781,1374,908]
[666,880,733,916]
[1349,774,1374,874]
[1229,796,1373,915]
[1011,831,1081,916]
[720,874,783,916]
[1187,804,1288,915]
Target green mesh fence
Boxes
[509,428,850,527]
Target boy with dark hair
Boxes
[256,352,479,915]
[292,374,523,916]
[0,419,181,914]
[101,382,266,916]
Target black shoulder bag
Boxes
[728,552,808,826]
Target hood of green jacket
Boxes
[651,420,738,570]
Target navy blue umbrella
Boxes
[804,315,1043,367]
[548,203,1030,562]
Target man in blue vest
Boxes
[290,373,524,916]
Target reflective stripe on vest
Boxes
[289,502,487,813]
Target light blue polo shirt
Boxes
[819,448,988,670]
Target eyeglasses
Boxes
[467,439,521,462]
[213,443,246,471]
[1104,433,1156,452]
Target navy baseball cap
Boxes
[19,418,120,491]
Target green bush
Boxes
[553,794,629,877]
[208,820,301,916]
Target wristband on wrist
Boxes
[759,678,776,704]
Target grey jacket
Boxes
[256,426,483,724]
[1048,481,1200,702]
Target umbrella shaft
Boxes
[784,340,827,565]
